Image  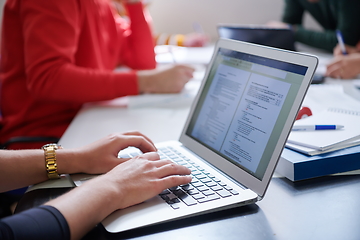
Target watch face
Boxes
[42,143,62,150]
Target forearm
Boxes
[29,63,139,103]
[286,0,360,51]
[0,150,47,192]
[45,176,120,240]
[295,27,338,52]
[0,149,81,192]
[336,1,360,47]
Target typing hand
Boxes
[69,131,156,175]
[95,153,192,210]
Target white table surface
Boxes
[59,44,360,149]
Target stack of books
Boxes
[277,145,360,182]
[277,107,360,181]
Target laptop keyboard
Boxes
[120,146,240,210]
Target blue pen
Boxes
[292,125,344,131]
[336,30,347,55]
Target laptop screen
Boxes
[186,47,308,180]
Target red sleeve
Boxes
[20,0,155,104]
[119,3,156,69]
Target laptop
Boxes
[72,38,318,233]
[217,24,297,51]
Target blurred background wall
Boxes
[0,0,321,42]
[147,0,321,41]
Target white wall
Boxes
[0,0,320,42]
[148,0,320,41]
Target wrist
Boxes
[86,174,123,212]
[137,70,155,94]
[56,149,81,175]
[42,144,63,179]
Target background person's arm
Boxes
[20,0,154,103]
[119,1,156,69]
[282,0,360,52]
[282,0,304,25]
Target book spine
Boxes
[293,151,360,181]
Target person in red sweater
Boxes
[0,0,195,150]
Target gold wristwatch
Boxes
[42,143,63,180]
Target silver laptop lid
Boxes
[180,38,318,198]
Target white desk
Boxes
[59,45,360,148]
[59,105,191,148]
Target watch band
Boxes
[42,143,63,179]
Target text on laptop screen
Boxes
[186,48,308,180]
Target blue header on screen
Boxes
[220,48,308,76]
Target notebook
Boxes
[71,38,318,233]
[217,24,296,51]
[286,108,360,155]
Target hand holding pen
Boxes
[333,30,360,56]
[333,44,358,57]
[325,30,360,79]
[336,30,347,55]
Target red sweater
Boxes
[0,0,156,149]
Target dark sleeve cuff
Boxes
[0,205,70,240]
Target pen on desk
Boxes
[336,30,347,55]
[292,125,344,131]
